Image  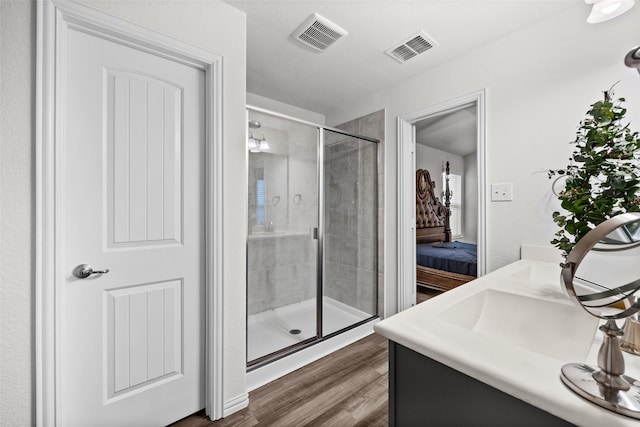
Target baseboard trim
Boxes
[223,393,249,418]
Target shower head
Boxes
[625,46,640,74]
[248,120,261,129]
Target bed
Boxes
[416,164,477,292]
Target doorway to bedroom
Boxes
[397,90,487,311]
[415,104,478,303]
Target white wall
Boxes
[326,4,640,316]
[248,92,326,124]
[415,144,464,181]
[0,2,35,425]
[0,0,247,424]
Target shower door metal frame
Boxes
[245,106,380,370]
[316,127,325,342]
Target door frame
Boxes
[396,89,487,312]
[36,1,224,424]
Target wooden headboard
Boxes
[416,163,451,244]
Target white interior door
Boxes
[60,24,205,427]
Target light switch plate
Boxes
[491,183,513,201]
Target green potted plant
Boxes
[548,87,640,257]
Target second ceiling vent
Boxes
[385,31,438,63]
[292,13,348,52]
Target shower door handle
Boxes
[313,227,318,240]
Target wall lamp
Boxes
[585,0,635,23]
[247,119,270,152]
[247,133,270,152]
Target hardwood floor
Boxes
[417,287,441,304]
[171,333,389,427]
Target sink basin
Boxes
[509,263,562,284]
[437,289,598,361]
[373,259,638,427]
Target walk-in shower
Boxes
[246,106,379,367]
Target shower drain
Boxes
[289,329,302,335]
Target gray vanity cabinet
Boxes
[388,341,575,426]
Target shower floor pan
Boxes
[248,296,372,362]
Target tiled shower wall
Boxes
[247,234,316,315]
[328,109,385,316]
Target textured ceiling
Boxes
[222,0,582,115]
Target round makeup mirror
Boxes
[560,212,640,419]
[562,212,640,319]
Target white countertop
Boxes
[375,256,640,426]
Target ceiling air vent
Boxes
[385,31,438,63]
[292,13,348,52]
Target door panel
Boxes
[106,280,182,399]
[61,26,204,426]
[106,70,182,247]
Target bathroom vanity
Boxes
[389,341,572,426]
[375,247,640,426]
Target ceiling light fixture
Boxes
[585,0,635,23]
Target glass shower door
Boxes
[323,130,378,336]
[246,110,319,365]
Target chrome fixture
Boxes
[73,264,110,279]
[625,46,640,75]
[560,213,640,419]
[585,0,635,23]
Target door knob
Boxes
[73,264,110,279]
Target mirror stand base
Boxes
[561,363,640,419]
